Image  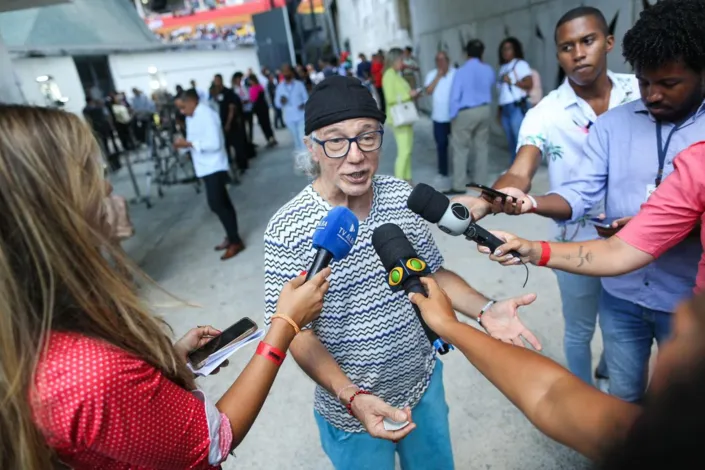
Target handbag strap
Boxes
[504,59,526,102]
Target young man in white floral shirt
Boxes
[457,6,639,388]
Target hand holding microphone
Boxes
[408,183,523,260]
[476,230,543,266]
[408,277,460,336]
[275,268,332,330]
[372,223,452,355]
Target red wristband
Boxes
[346,389,371,416]
[538,241,551,266]
[256,341,286,366]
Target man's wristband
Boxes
[526,195,538,213]
[538,241,551,266]
[336,384,359,403]
[477,300,496,325]
[256,341,286,366]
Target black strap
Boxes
[655,122,679,187]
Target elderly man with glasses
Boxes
[263,76,541,469]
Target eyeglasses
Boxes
[312,129,384,158]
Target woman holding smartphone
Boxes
[0,105,331,470]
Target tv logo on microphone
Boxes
[387,257,429,292]
[337,224,356,248]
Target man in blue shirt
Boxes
[274,64,309,154]
[488,0,705,402]
[448,39,496,193]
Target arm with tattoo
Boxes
[487,233,655,277]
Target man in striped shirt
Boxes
[264,75,540,469]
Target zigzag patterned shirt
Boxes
[264,175,444,432]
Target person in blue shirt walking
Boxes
[482,0,705,403]
[275,64,309,156]
[448,39,496,193]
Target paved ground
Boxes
[114,117,596,469]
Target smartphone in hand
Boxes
[466,183,510,203]
[187,317,258,369]
[588,217,619,229]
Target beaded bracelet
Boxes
[346,389,371,416]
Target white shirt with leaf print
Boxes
[517,70,640,242]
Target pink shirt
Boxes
[617,141,705,293]
[249,84,264,104]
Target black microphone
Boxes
[372,223,452,355]
[408,183,522,258]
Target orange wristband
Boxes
[271,314,301,335]
[538,241,551,266]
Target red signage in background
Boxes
[145,0,288,43]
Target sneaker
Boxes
[433,175,451,193]
[443,188,467,195]
[595,370,610,394]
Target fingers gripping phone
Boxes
[466,183,510,203]
[588,217,618,229]
[187,317,258,369]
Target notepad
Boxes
[187,329,265,377]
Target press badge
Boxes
[645,184,657,201]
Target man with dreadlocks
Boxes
[471,0,705,403]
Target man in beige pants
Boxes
[448,39,496,193]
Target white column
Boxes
[133,0,146,18]
[0,34,26,104]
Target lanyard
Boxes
[655,121,679,187]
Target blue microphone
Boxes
[306,206,359,281]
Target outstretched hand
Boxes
[481,295,542,350]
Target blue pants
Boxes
[432,121,451,177]
[314,360,454,470]
[500,102,525,162]
[598,289,672,403]
[555,271,607,384]
[286,119,306,152]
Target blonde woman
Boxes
[382,47,420,183]
[0,104,330,469]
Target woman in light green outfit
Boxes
[382,48,419,183]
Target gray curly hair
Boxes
[294,132,321,178]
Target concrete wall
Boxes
[9,47,261,117]
[335,0,413,58]
[0,34,26,103]
[11,56,85,115]
[411,0,648,94]
[338,0,652,93]
[109,48,261,95]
